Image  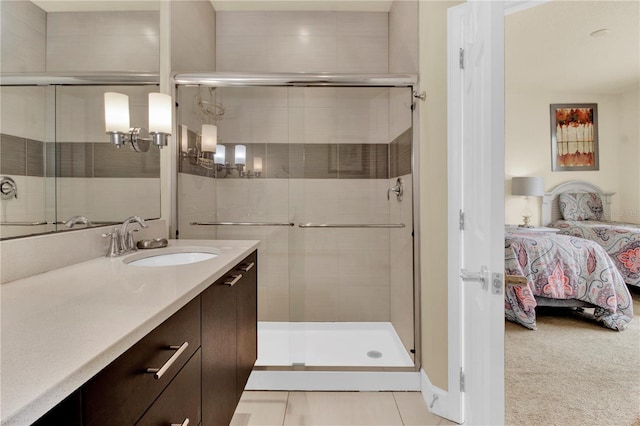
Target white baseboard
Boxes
[420,369,463,424]
[246,370,421,391]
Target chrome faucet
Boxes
[64,215,93,229]
[119,216,148,253]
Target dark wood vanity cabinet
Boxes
[83,296,202,426]
[35,250,258,426]
[202,250,258,426]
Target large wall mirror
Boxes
[0,0,162,240]
[0,83,161,240]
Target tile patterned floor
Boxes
[231,391,456,426]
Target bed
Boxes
[504,228,633,330]
[542,180,640,289]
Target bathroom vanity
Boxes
[0,240,259,426]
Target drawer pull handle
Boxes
[223,274,243,287]
[145,341,189,379]
[239,262,255,272]
[171,419,189,426]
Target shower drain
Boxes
[367,350,383,359]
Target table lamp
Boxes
[512,176,545,227]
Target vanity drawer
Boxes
[83,296,201,426]
[136,349,201,426]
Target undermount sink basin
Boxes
[123,246,220,267]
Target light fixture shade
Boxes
[512,176,545,196]
[148,93,172,135]
[214,144,226,165]
[201,124,217,153]
[104,92,130,133]
[180,125,189,152]
[235,144,246,165]
[253,156,263,173]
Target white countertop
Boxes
[0,239,259,425]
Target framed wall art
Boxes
[550,103,599,171]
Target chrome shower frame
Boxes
[173,72,423,377]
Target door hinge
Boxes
[460,368,465,392]
[459,48,465,69]
[459,210,465,230]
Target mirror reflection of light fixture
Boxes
[104,92,172,152]
[201,124,217,155]
[234,144,246,166]
[512,176,545,227]
[214,144,226,165]
[180,124,218,170]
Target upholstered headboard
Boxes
[541,181,615,225]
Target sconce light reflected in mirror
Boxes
[104,92,172,152]
[180,131,260,178]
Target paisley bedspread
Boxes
[550,220,640,288]
[505,231,633,330]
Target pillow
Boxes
[559,192,604,221]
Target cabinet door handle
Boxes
[171,419,189,426]
[145,341,189,379]
[239,262,255,272]
[223,274,243,287]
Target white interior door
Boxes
[447,2,505,424]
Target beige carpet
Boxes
[506,288,640,426]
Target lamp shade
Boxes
[512,176,545,196]
[180,125,189,152]
[253,156,263,173]
[235,144,246,165]
[104,92,130,133]
[148,93,172,135]
[214,144,226,164]
[201,124,217,153]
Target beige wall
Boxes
[389,0,418,73]
[419,0,464,391]
[504,89,639,226]
[616,88,640,224]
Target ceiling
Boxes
[506,0,640,94]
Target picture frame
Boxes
[550,103,599,171]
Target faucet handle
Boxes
[127,229,139,252]
[102,228,122,257]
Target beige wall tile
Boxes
[217,12,266,37]
[338,36,389,73]
[0,0,46,73]
[337,12,388,37]
[46,11,159,73]
[216,36,268,72]
[266,12,337,36]
[340,286,390,322]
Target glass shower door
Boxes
[176,83,416,369]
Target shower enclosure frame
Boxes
[173,72,423,376]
